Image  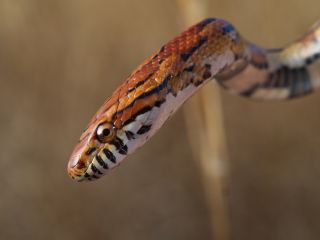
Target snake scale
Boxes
[68,18,320,182]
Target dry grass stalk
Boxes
[176,1,231,239]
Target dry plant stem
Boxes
[177,0,231,240]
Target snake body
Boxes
[68,18,320,181]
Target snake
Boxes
[67,18,320,182]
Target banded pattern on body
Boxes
[68,18,320,182]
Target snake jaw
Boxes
[67,126,101,181]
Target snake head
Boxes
[67,119,132,182]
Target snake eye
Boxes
[96,123,116,143]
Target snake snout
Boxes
[67,141,94,181]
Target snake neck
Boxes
[126,47,237,152]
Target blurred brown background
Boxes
[0,0,320,239]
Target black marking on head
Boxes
[125,131,135,140]
[183,65,195,72]
[180,37,207,62]
[96,155,108,169]
[128,73,154,93]
[119,145,128,155]
[103,149,117,163]
[91,164,102,175]
[137,125,152,135]
[86,147,96,155]
[111,137,125,150]
[84,173,91,178]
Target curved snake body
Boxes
[68,18,320,181]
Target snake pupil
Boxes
[102,128,110,136]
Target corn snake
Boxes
[68,18,320,182]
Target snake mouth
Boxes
[67,140,97,181]
[68,143,124,182]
